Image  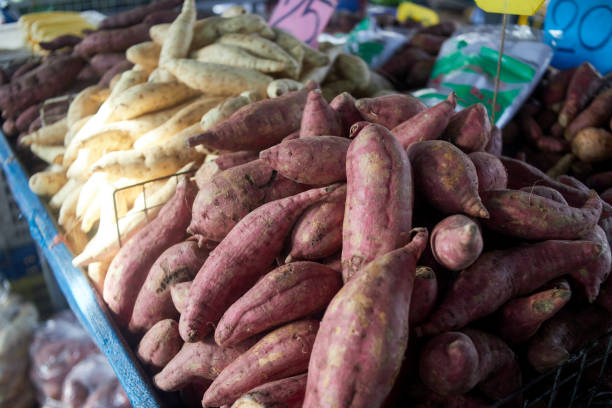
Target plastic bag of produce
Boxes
[61,354,124,408]
[413,24,553,128]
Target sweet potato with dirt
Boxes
[410,266,438,325]
[99,0,182,29]
[571,127,612,163]
[231,374,306,408]
[391,92,457,149]
[527,304,612,372]
[342,124,413,282]
[445,104,491,153]
[129,241,209,334]
[180,184,341,342]
[480,189,601,240]
[215,261,341,347]
[304,229,428,408]
[430,215,483,272]
[203,320,318,407]
[300,89,342,138]
[574,225,612,301]
[170,281,191,313]
[103,177,197,327]
[565,89,612,141]
[408,140,488,219]
[74,24,152,57]
[468,151,507,192]
[355,94,426,129]
[259,136,350,185]
[558,62,604,127]
[330,92,362,137]
[188,159,305,245]
[419,328,521,401]
[497,279,571,344]
[137,319,182,372]
[154,337,255,391]
[416,238,604,337]
[286,185,346,261]
[519,185,568,204]
[195,151,259,189]
[188,82,318,151]
[542,67,576,107]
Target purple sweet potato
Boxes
[142,9,182,25]
[322,253,341,273]
[215,261,341,347]
[408,140,488,219]
[203,320,318,407]
[419,328,520,400]
[76,64,99,82]
[430,215,483,272]
[497,279,571,344]
[90,53,126,75]
[195,151,259,189]
[39,34,82,51]
[527,304,612,372]
[10,60,40,80]
[2,118,17,137]
[180,184,341,342]
[410,33,447,55]
[171,281,191,314]
[259,136,350,185]
[342,124,413,282]
[416,238,604,337]
[519,112,544,146]
[519,185,568,204]
[542,67,576,107]
[97,60,133,87]
[74,24,152,57]
[468,151,507,192]
[379,47,430,80]
[391,92,457,149]
[419,21,458,37]
[188,82,318,151]
[348,120,370,138]
[445,104,491,153]
[128,241,209,334]
[480,189,601,240]
[231,374,307,408]
[587,171,612,192]
[281,131,300,143]
[304,229,428,408]
[286,184,346,261]
[410,266,438,325]
[573,225,612,301]
[565,89,612,141]
[330,92,362,137]
[355,94,426,129]
[188,159,305,245]
[557,174,590,193]
[300,89,342,137]
[103,177,197,326]
[99,0,182,29]
[137,319,182,372]
[536,109,558,132]
[558,62,603,127]
[154,336,255,391]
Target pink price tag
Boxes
[269,0,338,48]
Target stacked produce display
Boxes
[1,0,612,407]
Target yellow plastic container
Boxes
[396,2,439,26]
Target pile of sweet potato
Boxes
[90,68,612,407]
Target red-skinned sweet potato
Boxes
[558,62,603,127]
[410,266,438,325]
[565,89,612,141]
[74,24,152,57]
[408,140,488,219]
[10,60,40,80]
[304,229,428,408]
[558,174,590,192]
[391,92,457,149]
[430,215,483,272]
[203,320,319,407]
[330,92,362,137]
[103,177,197,326]
[542,67,576,107]
[99,0,182,29]
[15,103,41,132]
[419,328,521,400]
[137,319,182,372]
[409,33,446,54]
[180,184,341,342]
[215,261,341,347]
[286,184,346,261]
[378,47,429,81]
[154,336,256,391]
[573,225,612,301]
[355,94,426,129]
[497,279,571,344]
[587,171,612,192]
[348,120,370,138]
[300,89,342,137]
[416,238,604,337]
[89,53,126,76]
[171,281,190,314]
[259,136,350,185]
[129,241,209,334]
[468,151,507,192]
[342,124,413,282]
[188,82,318,151]
[39,34,82,51]
[98,60,133,87]
[231,374,307,408]
[527,304,612,372]
[519,185,568,204]
[445,104,491,153]
[195,151,259,189]
[480,189,601,241]
[485,126,502,156]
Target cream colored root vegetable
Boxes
[266,79,303,98]
[299,45,342,84]
[67,85,109,128]
[30,144,65,165]
[162,59,271,97]
[571,128,612,163]
[134,95,223,149]
[29,168,67,196]
[62,215,89,255]
[149,23,169,45]
[88,260,110,294]
[107,81,200,122]
[50,178,80,210]
[273,27,329,67]
[21,117,67,146]
[65,115,92,146]
[77,172,107,224]
[111,68,149,97]
[219,33,300,79]
[334,53,370,85]
[156,0,196,82]
[200,94,251,131]
[221,5,246,17]
[126,42,161,70]
[191,43,286,73]
[58,184,83,227]
[356,71,394,97]
[133,63,155,78]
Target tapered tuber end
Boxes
[284,254,293,264]
[416,266,435,279]
[187,131,211,147]
[446,92,457,109]
[466,199,489,219]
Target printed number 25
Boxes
[271,0,335,44]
